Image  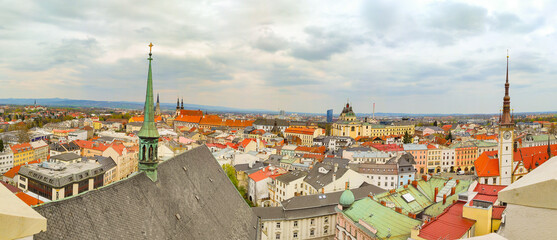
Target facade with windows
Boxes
[0,147,14,174]
[254,184,385,240]
[17,161,105,201]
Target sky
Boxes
[1,0,556,114]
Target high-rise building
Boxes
[327,109,333,123]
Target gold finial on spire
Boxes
[507,49,509,58]
[149,42,153,54]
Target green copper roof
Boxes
[423,179,472,217]
[343,198,422,240]
[374,185,433,215]
[138,51,160,139]
[339,189,355,207]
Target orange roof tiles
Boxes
[224,119,254,128]
[474,151,500,177]
[285,127,317,135]
[130,115,163,122]
[199,115,223,126]
[177,109,203,116]
[295,146,326,154]
[73,140,110,152]
[248,166,284,182]
[175,115,202,123]
[3,160,40,178]
[15,192,43,206]
[10,143,33,154]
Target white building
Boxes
[254,184,385,240]
[269,170,308,206]
[441,147,455,172]
[248,166,285,206]
[0,147,14,174]
[301,163,371,195]
[68,130,88,141]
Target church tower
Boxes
[498,54,514,185]
[155,93,161,116]
[138,43,160,182]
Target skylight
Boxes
[402,193,415,203]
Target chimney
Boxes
[434,187,438,198]
[411,180,418,188]
[451,187,455,195]
[368,194,374,199]
[422,175,428,181]
[334,163,338,172]
[443,194,447,204]
[395,207,402,213]
[332,174,336,182]
[380,201,386,206]
[456,179,460,185]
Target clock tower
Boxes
[498,54,514,185]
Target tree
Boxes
[433,121,438,127]
[446,131,453,141]
[0,139,4,152]
[222,164,239,189]
[403,131,412,143]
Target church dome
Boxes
[339,189,355,208]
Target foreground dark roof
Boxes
[34,145,258,240]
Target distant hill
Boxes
[0,98,554,117]
[0,98,270,113]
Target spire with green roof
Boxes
[138,42,160,182]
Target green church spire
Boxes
[138,42,160,182]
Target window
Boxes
[311,218,315,225]
[293,231,298,238]
[310,229,315,236]
[294,221,298,227]
[324,217,328,223]
[276,222,280,228]
[324,226,329,234]
[275,233,280,239]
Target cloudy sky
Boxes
[1,0,556,114]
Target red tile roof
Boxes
[3,160,40,178]
[248,166,284,182]
[418,202,476,240]
[206,143,227,149]
[475,145,557,177]
[368,143,404,152]
[74,140,110,152]
[473,194,498,204]
[240,139,255,148]
[473,184,506,196]
[15,192,44,206]
[108,143,126,155]
[295,146,326,154]
[492,206,506,220]
[10,143,33,154]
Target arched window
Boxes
[142,146,146,161]
[149,146,154,161]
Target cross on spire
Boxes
[149,42,153,54]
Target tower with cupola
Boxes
[498,54,514,185]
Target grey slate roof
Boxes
[304,163,349,190]
[274,170,308,184]
[93,156,117,171]
[50,152,81,162]
[33,145,258,240]
[253,184,385,221]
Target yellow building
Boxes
[332,102,414,138]
[10,143,35,166]
[92,121,103,130]
[284,127,325,146]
